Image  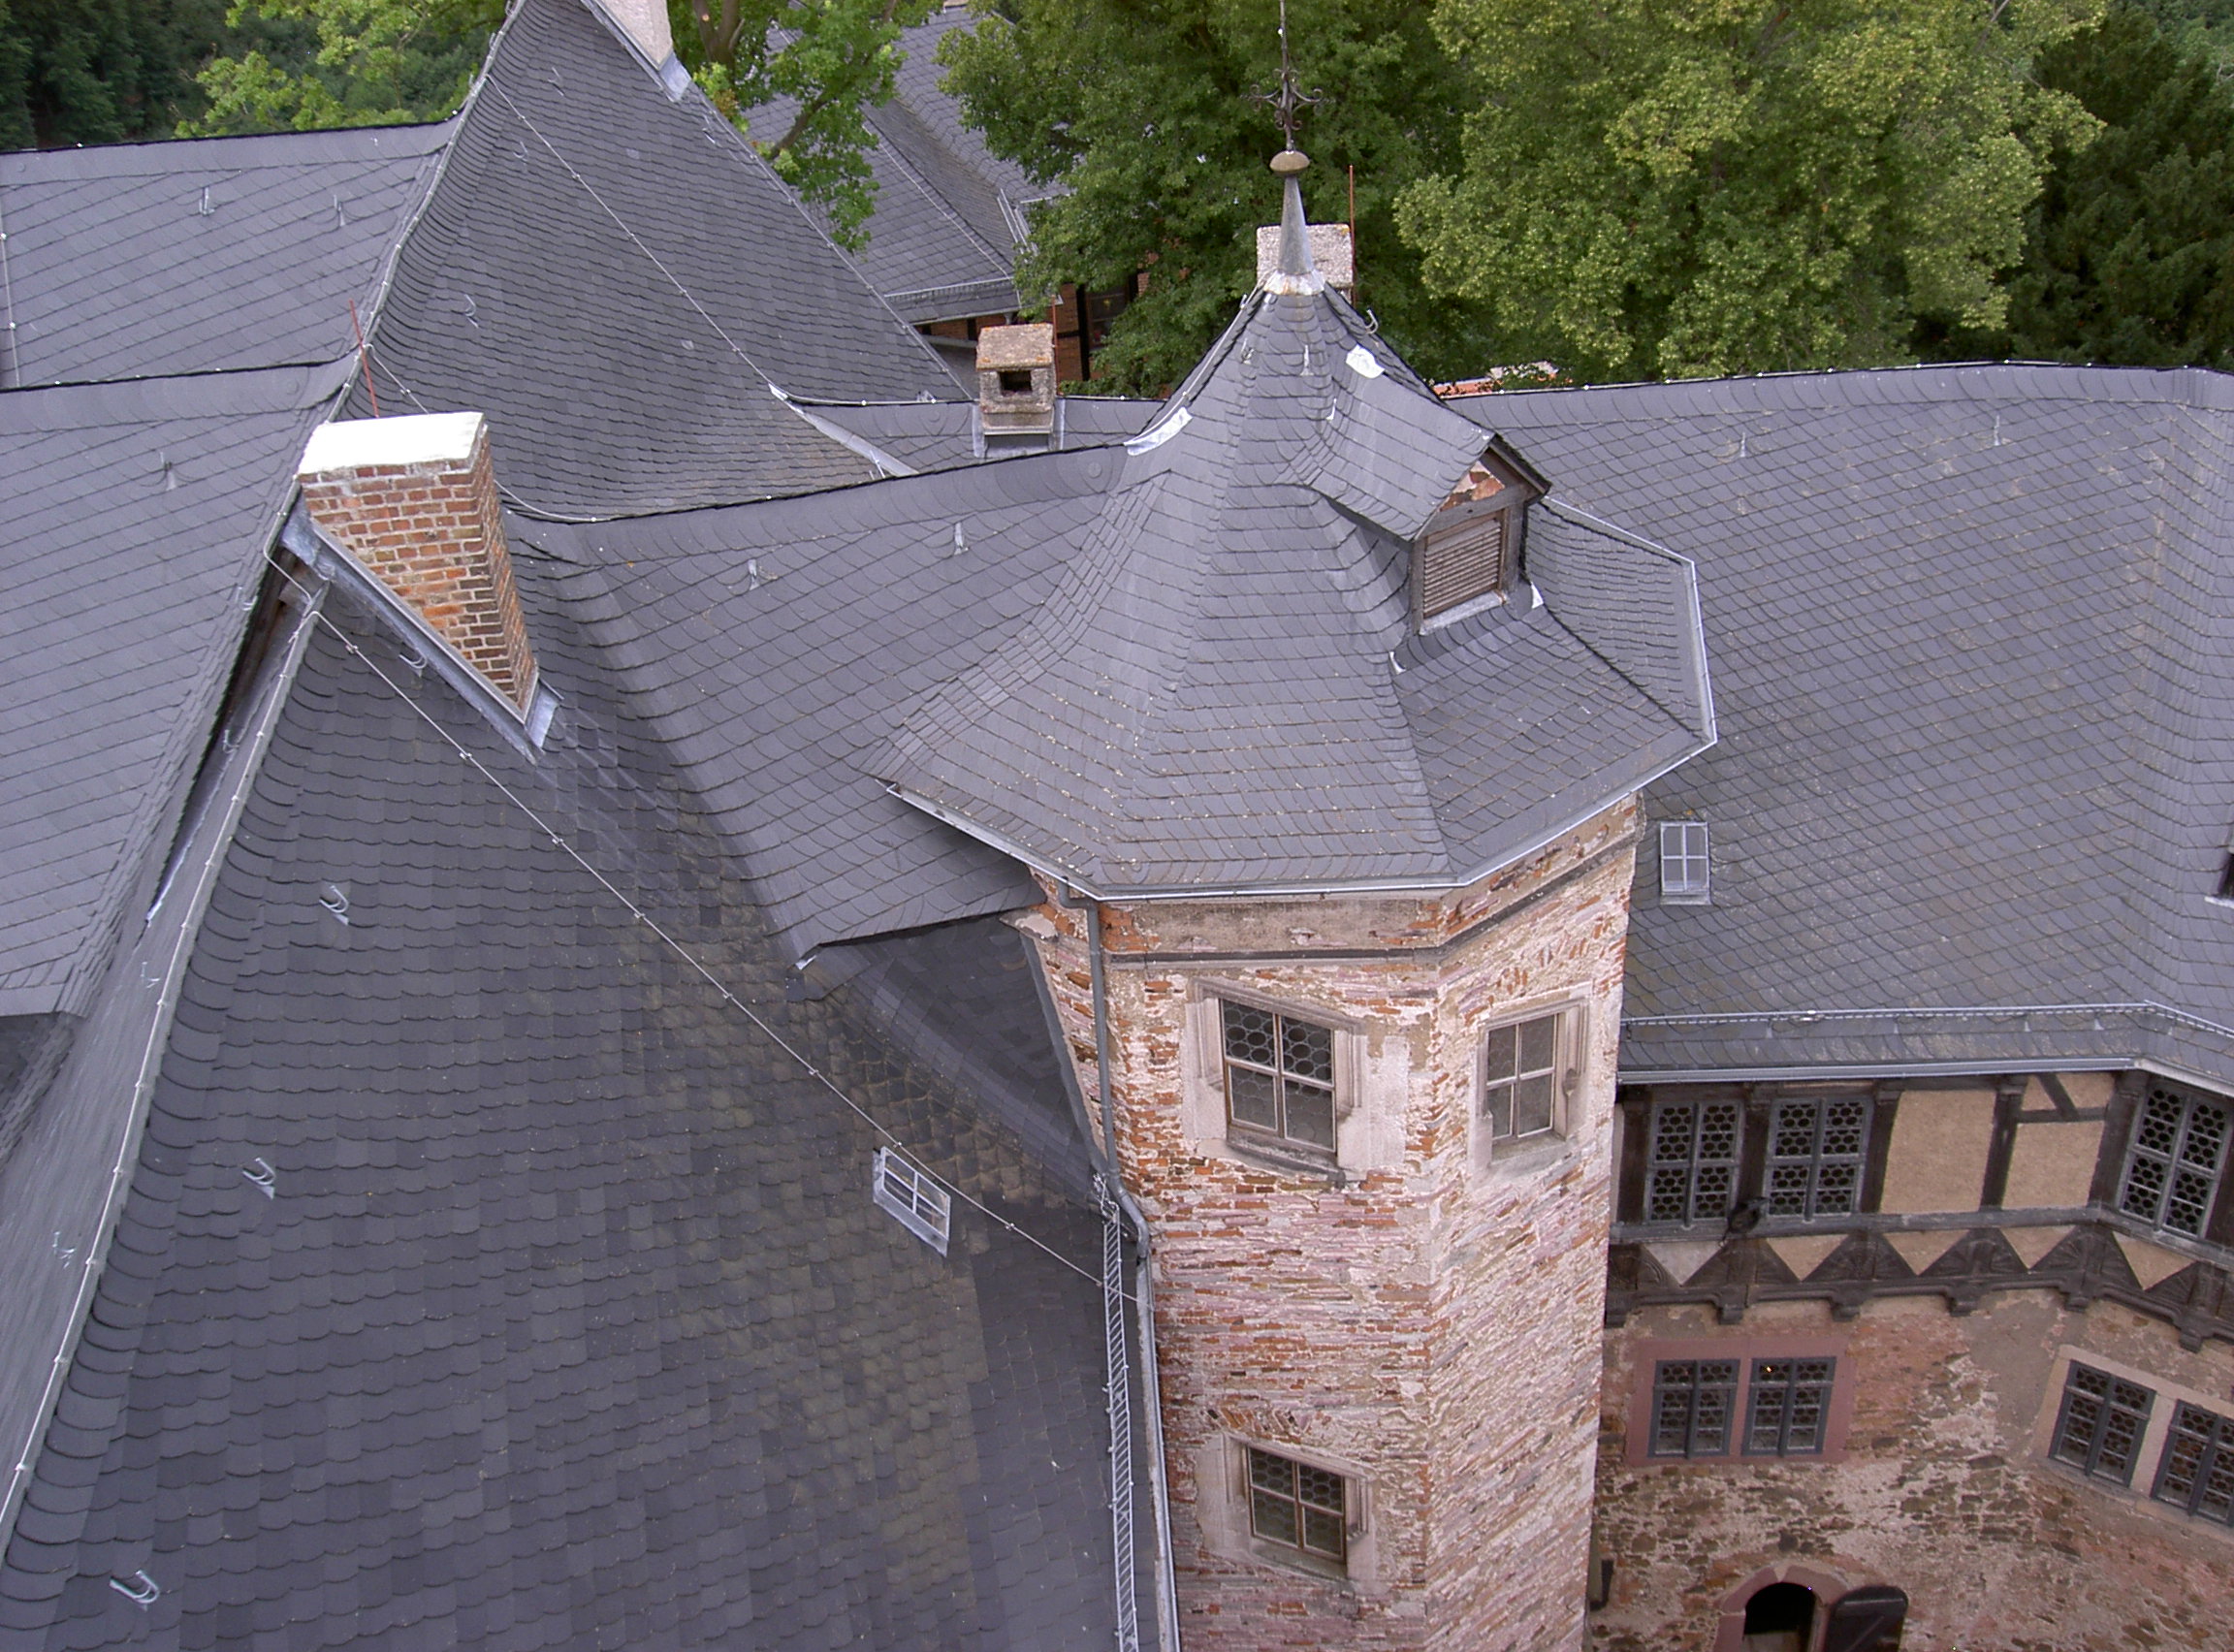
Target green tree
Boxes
[1396,0,2102,382]
[181,0,496,134]
[941,0,1498,393]
[1931,3,2234,365]
[2,0,226,144]
[676,0,939,243]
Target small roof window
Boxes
[1659,821,1710,905]
[872,1147,950,1255]
[1415,452,1533,627]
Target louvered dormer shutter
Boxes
[1416,495,1512,621]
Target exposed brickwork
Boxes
[1593,1293,2234,1651]
[1022,800,1641,1650]
[298,420,537,710]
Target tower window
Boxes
[2153,1402,2234,1525]
[1481,1005,1582,1145]
[2051,1362,2154,1484]
[1246,1446,1348,1566]
[1659,821,1710,904]
[1645,1096,1741,1225]
[2117,1083,2230,1237]
[1222,1001,1336,1156]
[1743,1357,1835,1455]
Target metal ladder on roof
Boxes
[1097,1176,1141,1652]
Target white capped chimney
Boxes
[590,0,673,69]
[296,411,539,714]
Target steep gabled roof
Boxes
[0,362,349,1017]
[1469,364,2234,1088]
[0,124,448,387]
[879,273,1713,896]
[359,0,961,516]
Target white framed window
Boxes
[1197,1434,1377,1583]
[872,1147,950,1255]
[1659,820,1710,904]
[1480,1004,1584,1148]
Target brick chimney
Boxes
[976,323,1057,437]
[296,411,538,714]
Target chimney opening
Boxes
[998,367,1033,396]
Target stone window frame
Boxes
[1180,980,1393,1183]
[1195,1430,1381,1587]
[2150,1399,2234,1526]
[2029,1345,2234,1544]
[1623,1335,1855,1468]
[1472,996,1590,1173]
[1217,999,1339,1164]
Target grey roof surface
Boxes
[753,6,1053,325]
[881,283,1713,895]
[0,124,449,388]
[1466,365,2234,1086]
[358,0,958,516]
[806,394,1159,472]
[0,362,349,1017]
[0,572,1133,1649]
[523,450,1113,957]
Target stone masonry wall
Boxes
[298,424,538,710]
[1019,799,1640,1650]
[1592,1292,2234,1651]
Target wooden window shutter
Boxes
[1416,498,1510,620]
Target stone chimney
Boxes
[296,411,538,714]
[590,0,672,68]
[976,323,1057,437]
[1255,222,1354,296]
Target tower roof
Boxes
[877,276,1715,896]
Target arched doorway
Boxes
[1741,1580,1818,1652]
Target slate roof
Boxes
[0,568,1134,1649]
[1467,364,2234,1088]
[0,362,350,1018]
[356,0,962,517]
[0,124,448,388]
[803,394,1159,473]
[880,272,1714,896]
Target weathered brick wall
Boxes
[1593,1293,2234,1651]
[298,422,537,710]
[1021,800,1639,1650]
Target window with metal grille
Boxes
[871,1147,950,1255]
[1246,1446,1347,1565]
[1649,1359,1739,1458]
[2152,1402,2234,1525]
[1482,1007,1578,1143]
[2051,1363,2154,1484]
[1415,497,1512,621]
[1222,1001,1336,1156]
[1764,1096,1871,1220]
[1645,1096,1741,1225]
[1659,821,1710,904]
[2118,1084,2230,1237]
[1743,1357,1835,1455]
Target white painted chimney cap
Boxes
[299,411,486,476]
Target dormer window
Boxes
[1414,453,1532,627]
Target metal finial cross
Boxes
[1250,0,1319,150]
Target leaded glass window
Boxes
[1649,1360,1739,1458]
[1247,1446,1347,1564]
[1743,1358,1835,1456]
[2153,1403,2234,1525]
[1764,1096,1870,1220]
[1483,1009,1573,1142]
[2051,1363,2154,1484]
[2118,1084,2230,1237]
[1222,1001,1336,1155]
[1645,1096,1740,1225]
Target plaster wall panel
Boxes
[2003,1117,2107,1210]
[1878,1089,1998,1215]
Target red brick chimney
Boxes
[296,411,538,713]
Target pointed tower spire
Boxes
[1266,148,1324,295]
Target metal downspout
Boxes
[1088,899,1184,1652]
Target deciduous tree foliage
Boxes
[1396,0,2102,381]
[941,0,1497,392]
[1933,3,2234,366]
[182,0,495,133]
[1,0,224,143]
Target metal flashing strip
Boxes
[0,575,323,1545]
[768,386,918,477]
